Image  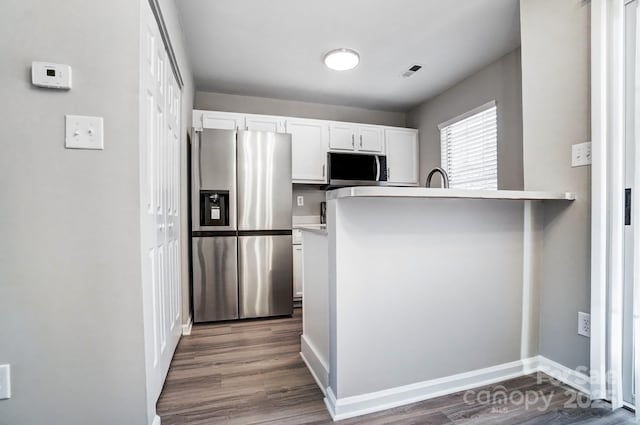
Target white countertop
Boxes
[326,186,576,201]
[293,223,326,229]
[297,226,328,236]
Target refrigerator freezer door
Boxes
[237,131,292,230]
[192,129,237,231]
[192,236,239,322]
[238,235,293,318]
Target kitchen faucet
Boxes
[426,167,450,188]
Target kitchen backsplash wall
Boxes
[292,185,327,217]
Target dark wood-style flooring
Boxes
[157,309,635,424]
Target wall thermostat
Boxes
[31,61,72,89]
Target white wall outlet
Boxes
[571,142,592,167]
[297,196,304,207]
[65,115,104,150]
[578,312,591,337]
[0,364,11,400]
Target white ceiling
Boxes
[177,0,521,112]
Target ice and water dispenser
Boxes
[199,190,229,227]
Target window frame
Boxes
[438,100,498,190]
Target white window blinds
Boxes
[439,101,498,190]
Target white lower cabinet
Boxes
[293,244,303,299]
[385,128,419,185]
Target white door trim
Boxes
[608,0,626,410]
[591,0,627,409]
[633,2,640,416]
[591,0,610,401]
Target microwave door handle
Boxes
[375,156,381,181]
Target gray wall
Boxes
[195,91,407,127]
[0,1,147,424]
[292,186,327,217]
[0,0,195,423]
[520,0,591,370]
[407,49,524,190]
[156,0,196,327]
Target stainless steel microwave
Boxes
[326,152,388,188]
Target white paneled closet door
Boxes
[139,0,182,419]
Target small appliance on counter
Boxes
[320,202,327,224]
[191,129,293,323]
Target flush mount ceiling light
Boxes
[324,48,360,71]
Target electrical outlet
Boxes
[0,364,11,400]
[578,312,591,337]
[296,196,304,207]
[571,142,592,167]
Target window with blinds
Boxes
[439,101,498,190]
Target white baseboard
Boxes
[300,335,329,396]
[325,359,526,421]
[151,414,161,425]
[534,355,591,395]
[181,316,192,336]
[323,355,591,421]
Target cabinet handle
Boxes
[352,134,355,147]
[360,135,363,148]
[322,164,325,178]
[387,167,390,178]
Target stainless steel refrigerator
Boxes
[191,129,293,322]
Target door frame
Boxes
[591,0,637,412]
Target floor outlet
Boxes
[0,364,10,399]
[578,312,590,337]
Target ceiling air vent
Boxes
[402,64,423,78]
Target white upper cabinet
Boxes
[193,110,418,186]
[286,118,329,184]
[385,128,419,185]
[357,125,384,153]
[197,110,285,132]
[201,111,246,130]
[329,123,385,154]
[328,123,356,151]
[245,115,285,133]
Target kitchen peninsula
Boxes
[299,186,575,421]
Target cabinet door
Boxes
[357,125,384,153]
[329,123,356,151]
[293,245,303,299]
[286,119,328,183]
[245,115,285,133]
[385,128,419,185]
[202,111,245,130]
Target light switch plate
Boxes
[0,364,11,400]
[571,142,592,167]
[65,115,104,150]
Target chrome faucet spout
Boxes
[426,167,450,188]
